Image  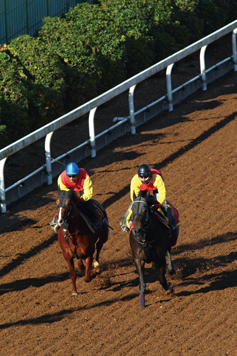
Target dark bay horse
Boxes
[56,188,109,295]
[129,194,179,307]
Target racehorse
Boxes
[129,193,179,307]
[56,188,109,295]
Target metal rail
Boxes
[0,20,237,213]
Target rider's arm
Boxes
[57,174,70,191]
[153,174,166,204]
[80,175,93,202]
[130,175,141,201]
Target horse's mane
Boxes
[72,191,81,206]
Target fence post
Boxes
[129,85,136,134]
[45,132,54,185]
[89,108,97,158]
[0,158,7,213]
[233,29,237,71]
[166,63,174,112]
[200,45,207,91]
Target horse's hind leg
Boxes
[84,255,93,283]
[167,226,179,275]
[167,248,175,275]
[94,227,108,274]
[93,239,103,274]
[77,258,85,273]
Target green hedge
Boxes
[9,35,66,129]
[0,51,30,147]
[0,0,235,149]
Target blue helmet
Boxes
[66,162,79,176]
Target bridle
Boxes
[56,190,81,259]
[57,199,72,224]
[56,191,80,233]
[131,198,151,245]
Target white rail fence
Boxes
[0,20,237,213]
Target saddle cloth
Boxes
[153,200,180,228]
[77,199,106,233]
[129,201,180,232]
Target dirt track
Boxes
[0,69,237,355]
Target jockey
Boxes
[120,163,177,233]
[52,162,102,231]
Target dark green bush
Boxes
[1,0,234,148]
[0,51,30,148]
[9,35,66,129]
[39,4,126,94]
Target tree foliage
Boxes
[0,0,234,148]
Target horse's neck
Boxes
[71,202,78,215]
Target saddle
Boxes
[152,207,170,229]
[152,201,180,229]
[77,199,106,233]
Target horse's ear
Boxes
[133,191,137,201]
[70,187,74,196]
[145,191,150,202]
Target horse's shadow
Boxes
[0,272,85,297]
[176,268,237,297]
[108,244,237,296]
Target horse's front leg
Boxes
[157,255,170,291]
[84,255,93,283]
[64,252,77,295]
[134,257,146,307]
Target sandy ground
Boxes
[0,45,237,355]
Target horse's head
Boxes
[56,188,75,228]
[131,193,150,240]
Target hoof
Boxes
[93,268,101,275]
[168,268,175,276]
[72,292,78,296]
[93,261,99,268]
[139,293,145,307]
[163,281,171,291]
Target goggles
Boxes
[139,173,149,178]
[67,174,77,178]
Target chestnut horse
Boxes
[56,188,109,295]
[129,193,179,307]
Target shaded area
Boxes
[0,234,57,278]
[103,111,237,209]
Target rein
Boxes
[131,198,154,246]
[61,228,80,260]
[57,193,82,259]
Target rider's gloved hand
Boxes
[148,195,159,206]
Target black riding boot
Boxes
[167,207,176,230]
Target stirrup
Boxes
[121,225,129,233]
